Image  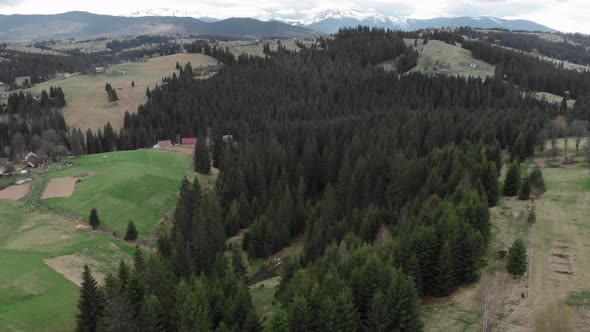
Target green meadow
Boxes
[0,201,134,332]
[40,149,210,237]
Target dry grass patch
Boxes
[44,255,105,287]
[42,177,79,199]
[29,53,218,132]
[0,184,30,201]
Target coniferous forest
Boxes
[72,27,569,331]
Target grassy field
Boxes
[533,91,576,108]
[0,200,134,332]
[404,39,495,77]
[39,149,211,238]
[423,158,590,331]
[26,53,217,132]
[219,39,312,57]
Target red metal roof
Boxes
[158,140,173,147]
[181,137,197,145]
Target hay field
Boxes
[405,39,495,78]
[40,149,214,238]
[28,53,218,132]
[0,200,133,332]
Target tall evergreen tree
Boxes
[506,238,528,277]
[89,208,100,230]
[77,265,103,332]
[519,176,531,200]
[194,140,211,174]
[503,162,521,197]
[435,240,455,296]
[124,221,139,241]
[482,161,499,206]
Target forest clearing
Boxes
[26,53,218,132]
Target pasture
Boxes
[39,149,212,238]
[533,91,576,108]
[404,39,495,77]
[0,200,134,332]
[422,159,590,331]
[27,53,218,132]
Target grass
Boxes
[405,39,495,78]
[566,290,590,307]
[0,200,133,332]
[38,149,211,238]
[533,92,576,108]
[24,53,218,132]
[249,277,281,323]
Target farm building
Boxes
[14,76,31,87]
[95,67,106,74]
[181,137,197,145]
[23,152,41,168]
[153,140,173,148]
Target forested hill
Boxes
[78,28,563,330]
[0,11,316,41]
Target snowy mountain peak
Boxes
[127,8,205,18]
[303,9,389,25]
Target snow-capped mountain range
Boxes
[123,8,555,33]
[128,8,218,22]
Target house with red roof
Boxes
[181,137,197,146]
[153,140,173,148]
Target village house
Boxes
[14,76,31,88]
[23,152,41,168]
[153,140,173,149]
[181,137,197,145]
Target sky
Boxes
[0,0,588,33]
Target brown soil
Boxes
[0,184,30,201]
[160,146,194,156]
[42,177,79,199]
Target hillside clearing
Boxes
[28,53,218,132]
[39,149,213,238]
[533,91,576,108]
[405,39,495,77]
[423,160,590,331]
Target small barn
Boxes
[181,137,197,146]
[14,76,31,88]
[23,152,41,168]
[153,140,173,149]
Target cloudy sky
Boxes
[0,0,588,33]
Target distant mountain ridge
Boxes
[0,9,557,42]
[0,11,315,41]
[276,9,556,33]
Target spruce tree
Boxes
[193,140,211,174]
[435,240,455,296]
[288,295,311,332]
[268,307,289,332]
[503,162,521,197]
[124,221,138,241]
[89,208,100,230]
[133,245,145,273]
[519,176,531,200]
[482,161,499,206]
[506,238,528,277]
[529,167,546,194]
[77,265,103,332]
